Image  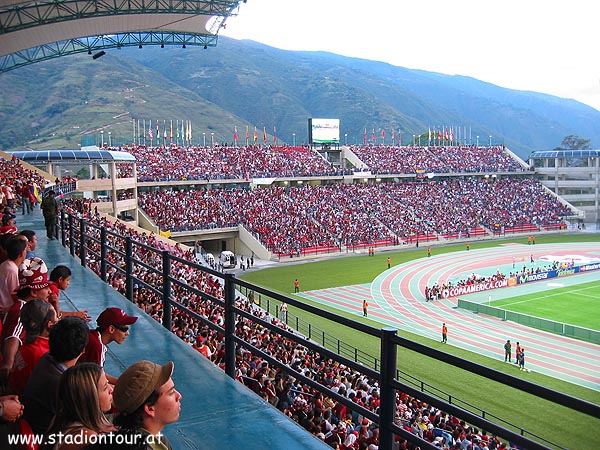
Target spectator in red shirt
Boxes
[0,257,51,382]
[9,298,57,395]
[48,264,90,322]
[79,307,138,384]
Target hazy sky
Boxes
[222,1,600,111]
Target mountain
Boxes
[1,36,599,160]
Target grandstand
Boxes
[9,144,584,261]
[2,148,599,450]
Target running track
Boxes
[298,242,600,392]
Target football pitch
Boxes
[240,234,600,450]
[491,279,600,331]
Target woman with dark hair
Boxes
[45,362,115,450]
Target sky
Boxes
[222,1,600,111]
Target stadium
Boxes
[2,138,599,450]
[1,0,600,449]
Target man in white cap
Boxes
[112,360,182,450]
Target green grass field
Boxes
[239,233,600,450]
[492,279,600,331]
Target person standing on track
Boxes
[504,339,512,362]
[363,299,369,317]
[441,323,447,343]
[518,347,526,371]
[294,279,299,293]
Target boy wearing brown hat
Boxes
[112,360,182,450]
[79,307,138,384]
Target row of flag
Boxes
[132,120,277,146]
[361,126,473,145]
[131,120,477,147]
[133,119,193,145]
[233,126,277,145]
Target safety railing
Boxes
[58,210,599,450]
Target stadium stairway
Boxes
[18,210,329,450]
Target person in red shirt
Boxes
[0,214,18,235]
[48,264,90,322]
[9,298,57,395]
[79,307,138,384]
[0,257,51,382]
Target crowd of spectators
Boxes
[2,152,537,449]
[61,202,517,449]
[1,157,48,216]
[138,178,573,256]
[123,144,346,181]
[114,144,526,182]
[349,145,525,175]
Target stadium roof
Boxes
[0,0,243,72]
[9,149,136,163]
[530,149,600,159]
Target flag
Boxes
[363,128,367,145]
[156,120,159,140]
[391,129,395,144]
[381,129,385,141]
[273,126,277,144]
[371,129,376,143]
[176,120,180,139]
[246,125,249,144]
[428,127,431,144]
[148,121,153,139]
[263,127,267,144]
[170,120,173,141]
[181,120,184,142]
[33,185,42,203]
[253,127,258,143]
[163,120,167,140]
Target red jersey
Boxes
[80,329,106,367]
[1,299,25,345]
[47,281,60,314]
[9,336,50,395]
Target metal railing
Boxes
[58,210,600,450]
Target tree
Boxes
[555,135,591,150]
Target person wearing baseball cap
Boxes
[79,307,138,384]
[111,360,181,450]
[0,213,17,235]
